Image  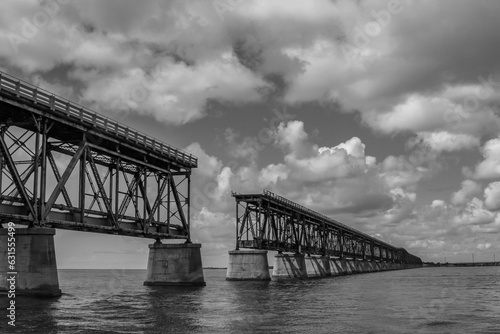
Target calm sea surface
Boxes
[1,267,499,334]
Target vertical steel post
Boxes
[235,198,239,250]
[187,173,191,242]
[166,173,170,231]
[79,139,86,224]
[108,165,113,214]
[32,121,40,223]
[114,157,119,220]
[339,230,343,258]
[39,120,47,226]
[0,133,3,195]
[257,198,261,247]
[143,170,147,228]
[157,174,161,223]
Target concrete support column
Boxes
[0,227,61,297]
[357,260,368,273]
[329,257,344,276]
[305,255,330,278]
[226,250,270,281]
[272,253,307,279]
[343,259,354,274]
[352,260,363,273]
[367,261,377,272]
[144,243,205,286]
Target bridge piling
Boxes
[226,250,271,281]
[0,227,61,297]
[272,253,307,279]
[304,255,331,278]
[144,243,205,286]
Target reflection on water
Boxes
[0,267,499,333]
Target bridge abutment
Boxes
[0,227,61,297]
[225,250,271,281]
[272,253,307,279]
[144,243,206,286]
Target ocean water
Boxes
[1,267,499,334]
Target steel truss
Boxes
[233,190,422,265]
[0,71,195,240]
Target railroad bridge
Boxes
[0,71,422,295]
[0,71,204,296]
[226,190,422,280]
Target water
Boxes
[1,267,499,334]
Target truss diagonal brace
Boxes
[44,141,86,219]
[88,152,118,228]
[47,151,73,207]
[169,174,189,239]
[0,132,37,220]
[147,177,168,227]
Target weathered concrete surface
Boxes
[305,255,330,278]
[329,257,344,276]
[272,253,307,279]
[0,228,61,297]
[230,252,421,281]
[226,250,271,281]
[290,256,419,279]
[144,243,205,286]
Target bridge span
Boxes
[226,190,422,280]
[0,71,204,296]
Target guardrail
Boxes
[0,71,197,168]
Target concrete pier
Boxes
[226,250,271,281]
[273,253,307,279]
[227,251,418,281]
[305,255,331,278]
[0,227,61,297]
[329,258,344,276]
[144,243,205,286]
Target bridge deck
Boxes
[0,71,196,171]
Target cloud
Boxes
[451,180,482,206]
[453,198,495,227]
[2,0,500,132]
[80,57,269,125]
[410,131,480,152]
[471,138,500,180]
[484,181,500,211]
[477,243,491,250]
[431,200,445,208]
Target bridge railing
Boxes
[0,71,197,168]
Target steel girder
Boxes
[0,111,193,240]
[233,190,422,265]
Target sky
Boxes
[1,0,500,268]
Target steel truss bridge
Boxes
[233,190,422,265]
[0,71,196,240]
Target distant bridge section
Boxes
[440,262,500,267]
[233,190,422,265]
[0,71,196,240]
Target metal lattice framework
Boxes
[0,71,196,240]
[233,190,422,265]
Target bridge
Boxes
[0,71,205,296]
[226,190,422,280]
[432,262,500,267]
